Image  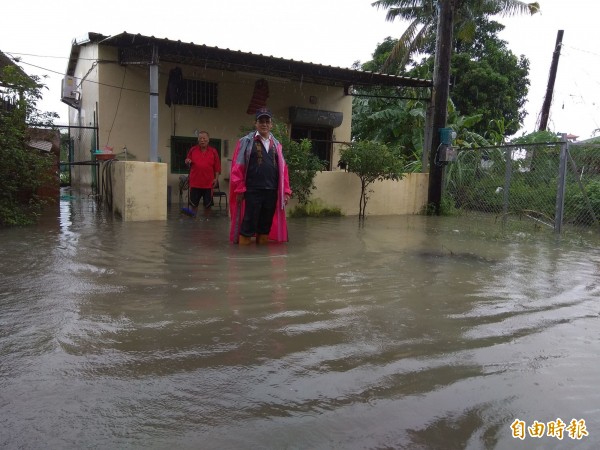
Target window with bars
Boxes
[170,136,222,174]
[177,79,218,108]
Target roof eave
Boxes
[91,32,432,90]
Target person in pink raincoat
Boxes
[229,108,292,244]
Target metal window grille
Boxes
[170,137,195,174]
[179,79,218,108]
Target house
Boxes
[63,32,432,217]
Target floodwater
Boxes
[1,193,600,450]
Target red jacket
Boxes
[186,145,221,189]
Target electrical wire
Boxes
[100,159,117,212]
[105,66,127,146]
[7,55,150,94]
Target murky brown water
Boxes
[1,192,600,449]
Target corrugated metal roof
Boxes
[26,139,52,152]
[67,32,432,91]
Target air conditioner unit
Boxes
[61,76,80,108]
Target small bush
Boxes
[1,63,57,226]
[566,180,600,225]
[289,199,342,218]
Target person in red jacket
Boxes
[182,131,221,217]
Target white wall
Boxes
[69,44,102,192]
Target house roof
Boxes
[26,139,53,152]
[66,32,432,92]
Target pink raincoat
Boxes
[229,132,292,243]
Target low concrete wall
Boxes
[109,161,167,221]
[169,170,429,217]
[307,171,429,216]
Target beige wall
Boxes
[304,172,429,216]
[109,161,167,221]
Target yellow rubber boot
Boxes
[256,234,270,245]
[238,235,252,245]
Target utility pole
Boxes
[149,44,159,163]
[538,30,564,131]
[427,0,455,214]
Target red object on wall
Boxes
[246,79,269,115]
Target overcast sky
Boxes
[2,0,599,140]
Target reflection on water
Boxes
[1,193,600,449]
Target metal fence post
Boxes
[502,146,512,226]
[554,134,568,233]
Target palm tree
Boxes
[372,0,540,71]
[372,0,540,214]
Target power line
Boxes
[10,58,151,94]
[4,51,101,62]
[561,44,600,59]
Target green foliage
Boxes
[354,6,537,156]
[352,93,427,159]
[403,149,424,173]
[371,0,539,70]
[339,141,406,219]
[353,16,533,174]
[270,121,324,206]
[289,199,342,218]
[427,196,460,216]
[449,26,530,136]
[1,65,57,226]
[407,18,531,137]
[511,130,560,145]
[566,181,600,226]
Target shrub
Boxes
[339,141,406,219]
[1,64,57,226]
[567,180,600,225]
[289,199,342,218]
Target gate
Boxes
[57,124,100,195]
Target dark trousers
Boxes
[190,188,213,209]
[241,189,277,236]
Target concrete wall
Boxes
[102,161,426,219]
[303,172,429,216]
[108,161,167,221]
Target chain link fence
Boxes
[443,139,600,237]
